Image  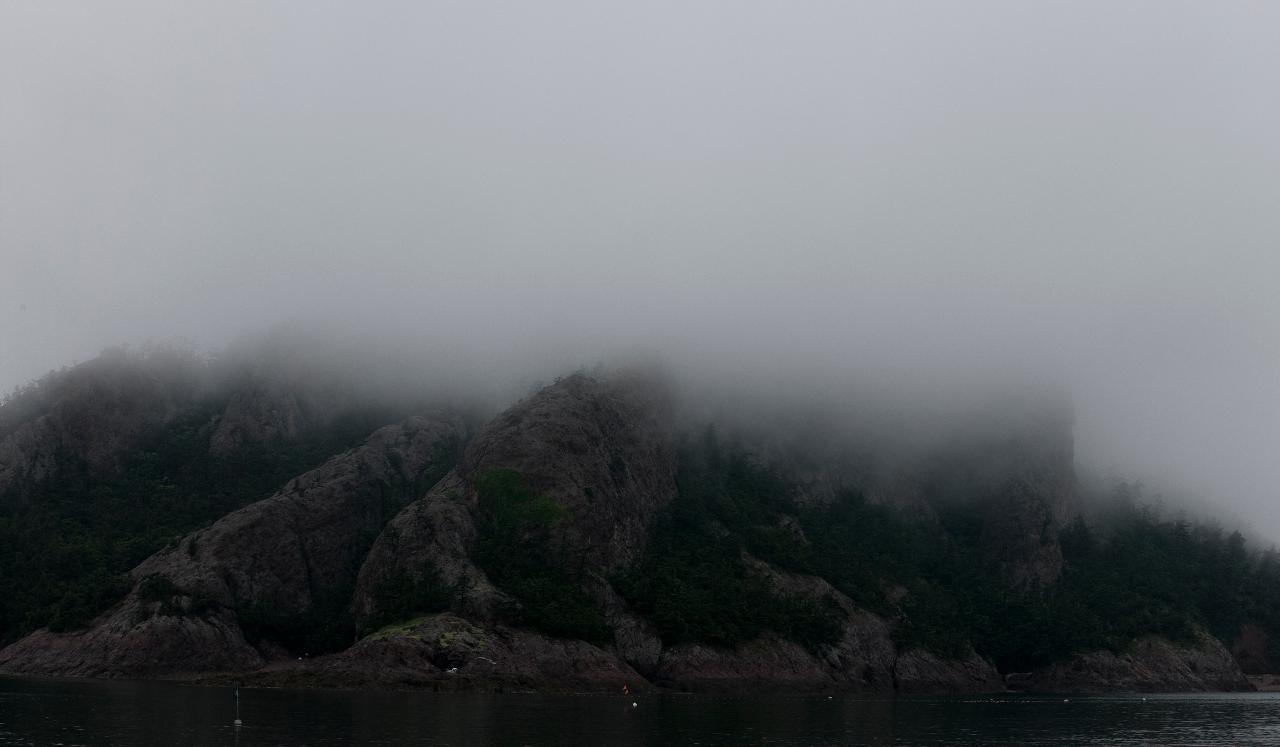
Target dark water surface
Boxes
[3,676,1278,746]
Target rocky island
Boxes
[0,346,1269,694]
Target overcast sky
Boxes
[1,2,1277,534]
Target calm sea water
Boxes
[2,675,1278,746]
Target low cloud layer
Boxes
[2,2,1277,535]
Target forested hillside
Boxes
[0,354,1275,692]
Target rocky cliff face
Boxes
[920,403,1075,591]
[0,415,463,677]
[207,381,307,456]
[1007,633,1253,693]
[354,372,678,627]
[218,566,1004,694]
[0,351,203,506]
[0,362,1255,694]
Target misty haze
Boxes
[1,2,1278,745]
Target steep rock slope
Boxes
[920,404,1075,590]
[1007,633,1253,692]
[207,380,308,456]
[647,559,1003,693]
[349,373,1007,693]
[0,350,203,506]
[0,415,463,677]
[354,371,678,627]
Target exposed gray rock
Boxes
[1007,633,1254,693]
[135,414,462,618]
[0,414,464,677]
[590,575,663,677]
[648,556,998,693]
[0,352,202,505]
[923,403,1076,591]
[355,371,677,629]
[654,637,839,692]
[0,600,263,678]
[229,613,645,693]
[207,381,305,456]
[894,648,1006,693]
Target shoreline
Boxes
[3,669,1274,698]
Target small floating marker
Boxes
[632,702,638,708]
[234,683,243,727]
[1062,698,1070,703]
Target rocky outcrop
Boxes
[226,613,646,692]
[0,603,262,678]
[0,351,202,505]
[650,558,999,693]
[980,405,1075,590]
[653,637,841,692]
[1006,633,1254,693]
[920,402,1075,591]
[207,381,306,456]
[894,648,1007,693]
[230,609,999,695]
[354,371,678,627]
[0,415,464,677]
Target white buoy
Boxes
[632,702,638,708]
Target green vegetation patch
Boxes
[471,468,610,641]
[359,561,459,638]
[615,429,845,653]
[0,386,453,647]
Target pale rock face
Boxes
[1007,633,1254,692]
[352,471,507,622]
[454,371,678,573]
[134,414,464,617]
[893,649,1007,693]
[591,576,663,677]
[354,371,678,629]
[207,382,306,456]
[236,613,646,692]
[0,414,464,677]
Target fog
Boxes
[1,3,1276,535]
